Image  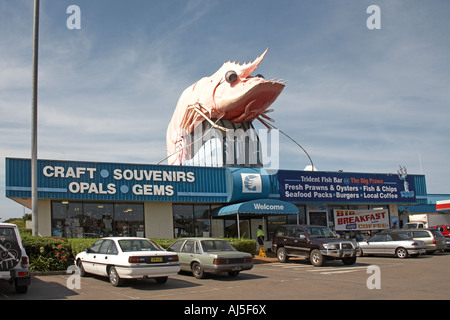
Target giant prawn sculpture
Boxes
[166,48,286,165]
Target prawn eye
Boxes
[225,70,238,84]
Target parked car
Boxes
[75,237,180,287]
[167,238,253,279]
[404,229,447,254]
[358,230,426,258]
[0,223,30,293]
[444,236,450,251]
[429,225,450,236]
[272,224,359,267]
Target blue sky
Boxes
[1,0,449,220]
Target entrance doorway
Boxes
[308,211,328,226]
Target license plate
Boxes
[150,257,163,263]
[232,267,242,271]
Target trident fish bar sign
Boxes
[279,170,416,204]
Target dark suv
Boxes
[272,224,359,267]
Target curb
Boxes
[253,254,278,264]
[31,270,68,276]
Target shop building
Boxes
[5,158,427,241]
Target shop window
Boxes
[114,204,144,237]
[52,201,83,238]
[194,205,211,237]
[83,203,114,238]
[51,201,144,238]
[267,216,286,240]
[173,204,194,237]
[224,218,250,238]
[173,204,212,238]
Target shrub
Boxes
[22,234,73,271]
[152,238,176,249]
[225,238,257,256]
[68,238,98,257]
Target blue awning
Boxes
[213,199,298,216]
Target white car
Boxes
[75,237,180,286]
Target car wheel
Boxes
[310,249,325,267]
[192,262,205,279]
[155,276,168,284]
[77,259,87,277]
[277,247,289,263]
[109,266,123,287]
[395,247,408,259]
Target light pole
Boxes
[31,0,40,236]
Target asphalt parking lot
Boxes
[1,251,449,302]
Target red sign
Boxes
[436,200,450,211]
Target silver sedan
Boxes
[358,231,426,258]
[167,238,253,279]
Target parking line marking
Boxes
[320,270,363,275]
[307,266,368,271]
[307,266,368,274]
[281,265,312,268]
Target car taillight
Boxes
[167,255,179,262]
[244,258,253,263]
[21,256,29,267]
[213,259,228,265]
[411,242,418,246]
[129,256,144,263]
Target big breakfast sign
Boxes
[334,209,389,231]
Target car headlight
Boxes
[323,243,337,250]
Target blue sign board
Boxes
[5,158,229,203]
[278,170,416,204]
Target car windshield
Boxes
[305,226,337,238]
[200,240,236,252]
[118,239,161,252]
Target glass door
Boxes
[308,211,328,226]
